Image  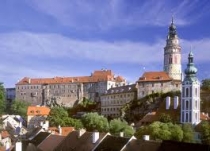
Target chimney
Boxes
[40,121,43,127]
[58,125,62,135]
[28,78,31,84]
[92,132,99,143]
[6,141,10,151]
[19,121,22,128]
[143,135,150,141]
[166,96,171,110]
[119,132,124,137]
[15,141,22,151]
[78,129,86,138]
[40,121,49,131]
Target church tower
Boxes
[164,18,182,80]
[180,51,200,125]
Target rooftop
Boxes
[27,106,50,116]
[138,71,172,82]
[16,69,125,85]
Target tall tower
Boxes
[180,51,200,125]
[164,18,182,80]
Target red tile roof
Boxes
[16,70,125,85]
[200,112,210,121]
[138,71,172,82]
[27,106,50,116]
[0,130,10,138]
[38,135,65,151]
[48,127,74,136]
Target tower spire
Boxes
[181,51,200,125]
[171,16,174,24]
[164,17,182,81]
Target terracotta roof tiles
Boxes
[16,70,125,85]
[48,127,74,136]
[27,106,50,116]
[38,135,65,151]
[138,71,172,82]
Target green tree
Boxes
[81,112,109,132]
[169,124,183,141]
[48,107,69,126]
[159,113,172,123]
[135,122,183,141]
[200,121,210,144]
[134,126,150,139]
[109,118,134,137]
[69,97,98,116]
[62,117,83,129]
[201,79,210,91]
[10,100,30,117]
[0,83,5,114]
[48,107,84,129]
[182,123,195,143]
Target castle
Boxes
[15,18,201,125]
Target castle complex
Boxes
[15,70,126,107]
[136,18,182,99]
[15,18,201,124]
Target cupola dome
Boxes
[184,51,197,76]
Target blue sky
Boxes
[1,0,210,88]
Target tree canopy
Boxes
[159,113,172,123]
[182,123,195,143]
[0,83,6,115]
[135,122,194,142]
[201,79,210,91]
[69,97,98,116]
[10,100,30,117]
[109,118,134,137]
[47,107,83,129]
[81,112,109,132]
[200,121,210,144]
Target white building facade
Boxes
[101,84,137,118]
[181,52,200,125]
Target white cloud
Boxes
[0,31,164,64]
[26,0,209,29]
[1,31,210,65]
[1,31,210,87]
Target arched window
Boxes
[189,113,192,122]
[182,99,185,110]
[169,57,172,64]
[186,113,188,122]
[175,56,177,64]
[182,112,184,122]
[186,88,189,97]
[195,100,197,109]
[186,101,189,110]
[195,113,198,120]
[190,86,192,96]
[195,88,198,97]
